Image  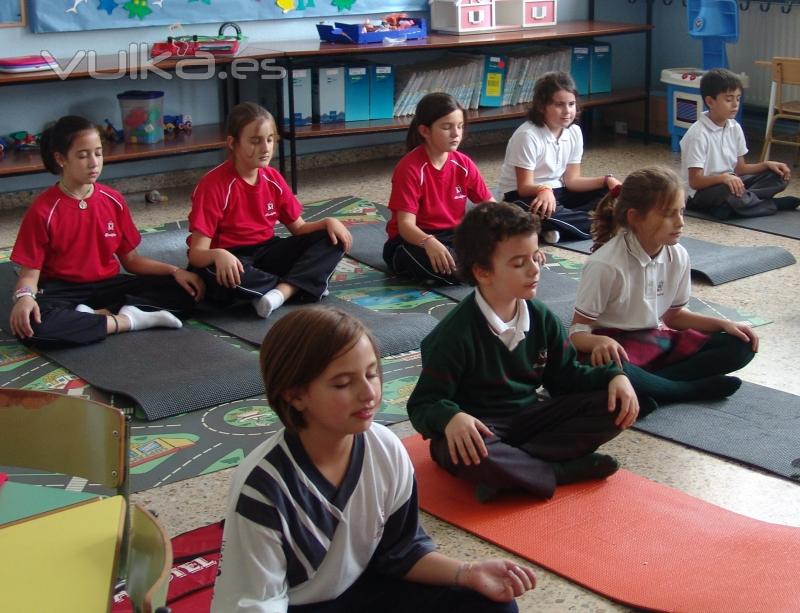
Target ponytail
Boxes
[406,116,424,151]
[590,190,618,251]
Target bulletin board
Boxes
[28,0,429,33]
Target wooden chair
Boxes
[126,504,173,613]
[761,57,800,163]
[0,388,131,571]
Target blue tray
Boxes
[317,18,427,44]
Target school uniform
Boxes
[407,291,627,500]
[212,423,516,613]
[10,184,194,347]
[573,232,754,374]
[680,112,788,219]
[497,121,606,239]
[383,147,492,284]
[189,160,343,304]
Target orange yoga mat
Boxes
[403,435,800,612]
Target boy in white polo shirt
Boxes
[680,68,799,219]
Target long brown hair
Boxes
[527,71,580,127]
[39,116,100,175]
[590,166,682,251]
[406,92,466,151]
[259,307,382,431]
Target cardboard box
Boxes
[282,69,313,126]
[479,55,506,107]
[345,65,370,122]
[570,46,590,96]
[370,64,395,120]
[315,66,345,124]
[590,44,612,94]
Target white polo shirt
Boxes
[573,231,691,330]
[497,121,583,196]
[680,112,747,197]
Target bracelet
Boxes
[12,286,36,303]
[454,561,473,587]
[536,185,553,195]
[604,174,615,188]
[419,234,434,248]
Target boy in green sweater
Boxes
[407,201,651,502]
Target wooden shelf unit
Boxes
[278,19,654,191]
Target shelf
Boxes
[0,123,227,177]
[266,21,653,57]
[289,88,647,139]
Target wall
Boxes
[0,1,588,193]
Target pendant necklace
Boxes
[60,181,93,209]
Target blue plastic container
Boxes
[317,18,427,45]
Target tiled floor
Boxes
[3,136,799,612]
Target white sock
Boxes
[75,304,94,314]
[118,305,182,331]
[252,289,285,319]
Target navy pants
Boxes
[688,171,789,219]
[383,228,459,285]
[429,390,643,500]
[505,187,607,240]
[194,231,344,305]
[25,274,195,348]
[288,570,518,613]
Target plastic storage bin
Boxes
[316,18,427,44]
[117,90,164,144]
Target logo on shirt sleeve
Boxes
[104,221,117,238]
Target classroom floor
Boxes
[3,136,800,611]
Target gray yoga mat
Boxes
[197,295,438,357]
[634,382,800,480]
[552,236,795,285]
[138,222,190,268]
[0,263,264,421]
[685,207,800,240]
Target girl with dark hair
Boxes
[497,71,621,243]
[383,92,494,285]
[188,102,351,318]
[9,115,204,348]
[570,166,757,404]
[212,306,536,612]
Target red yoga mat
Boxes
[404,435,800,612]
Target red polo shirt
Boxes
[11,183,141,283]
[189,160,302,250]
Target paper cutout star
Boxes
[123,0,152,19]
[97,0,118,15]
[331,0,356,10]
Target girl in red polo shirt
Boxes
[188,102,351,318]
[9,116,204,348]
[383,93,494,285]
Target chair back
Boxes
[0,388,127,492]
[126,504,173,613]
[771,57,800,112]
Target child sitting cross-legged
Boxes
[211,306,537,613]
[407,202,651,503]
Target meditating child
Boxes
[188,102,351,318]
[407,202,644,503]
[383,92,494,285]
[681,68,799,219]
[211,307,537,612]
[9,115,204,347]
[570,166,757,404]
[497,71,621,243]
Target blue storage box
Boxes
[571,46,590,96]
[345,65,371,122]
[317,18,427,44]
[590,44,612,94]
[370,64,395,120]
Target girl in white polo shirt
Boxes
[497,71,621,243]
[569,166,757,404]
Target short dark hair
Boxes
[700,68,743,100]
[39,116,99,175]
[454,202,541,286]
[259,307,382,432]
[528,71,580,127]
[406,92,467,151]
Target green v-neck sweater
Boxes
[408,292,624,439]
